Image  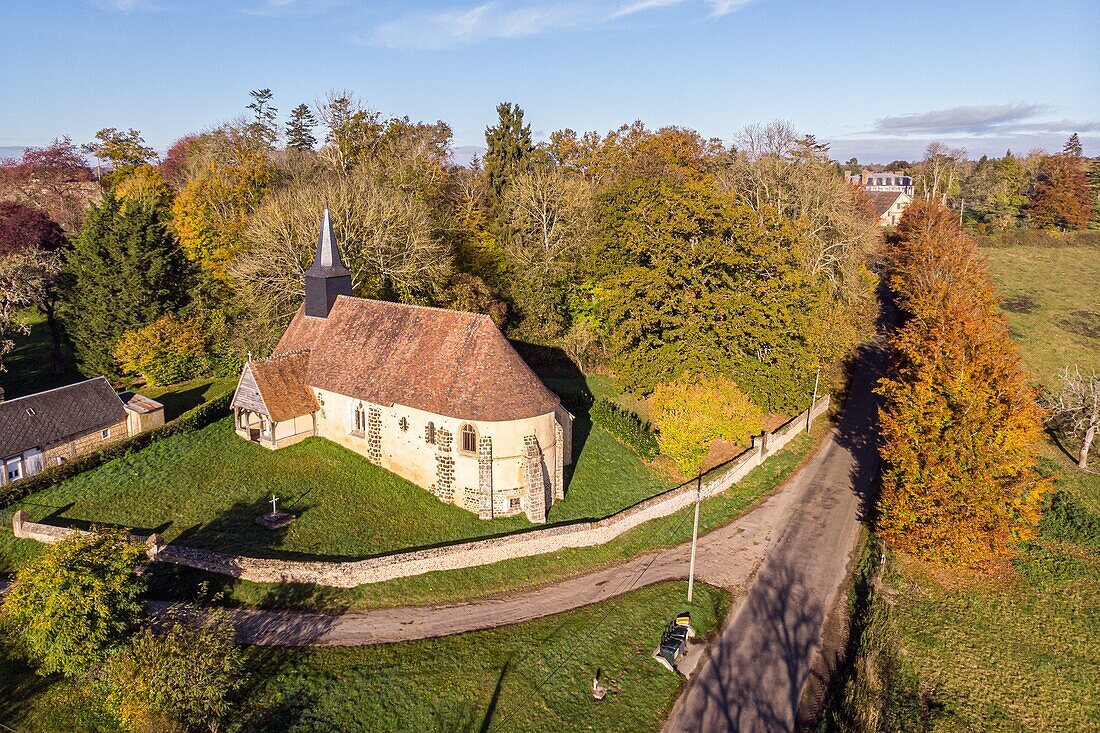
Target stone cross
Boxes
[270,494,279,515]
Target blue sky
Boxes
[1,0,1097,162]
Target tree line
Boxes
[843,133,1099,233]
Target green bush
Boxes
[589,398,659,460]
[0,391,232,510]
[1039,490,1100,550]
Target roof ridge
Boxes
[0,376,120,406]
[333,295,494,322]
[253,348,311,364]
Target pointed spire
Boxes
[308,208,351,276]
[303,207,354,318]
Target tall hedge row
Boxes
[589,398,659,460]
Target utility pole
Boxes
[687,475,702,603]
[807,364,821,433]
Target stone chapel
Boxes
[231,210,573,522]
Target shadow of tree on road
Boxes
[672,563,824,732]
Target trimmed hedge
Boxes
[590,398,659,460]
[0,391,233,511]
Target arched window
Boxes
[425,421,436,445]
[351,402,366,435]
[460,424,477,453]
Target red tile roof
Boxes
[274,297,560,422]
[246,350,319,422]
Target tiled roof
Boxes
[274,297,561,422]
[868,191,905,217]
[246,350,319,422]
[0,377,127,457]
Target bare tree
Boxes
[914,142,968,205]
[0,249,61,372]
[1047,366,1100,469]
[231,170,452,330]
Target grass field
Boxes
[827,244,1100,732]
[0,310,82,400]
[0,398,673,572]
[983,245,1100,387]
[1,580,728,732]
[143,429,816,612]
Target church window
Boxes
[426,421,436,445]
[460,424,477,453]
[510,497,521,510]
[399,417,409,432]
[351,403,366,436]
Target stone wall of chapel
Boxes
[310,388,565,516]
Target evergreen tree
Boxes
[285,103,318,150]
[1087,158,1100,230]
[483,102,533,228]
[246,88,278,148]
[62,193,191,378]
[1063,132,1083,158]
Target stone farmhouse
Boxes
[231,211,574,523]
[846,170,914,226]
[0,377,164,486]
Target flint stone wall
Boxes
[11,396,829,589]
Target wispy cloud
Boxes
[611,0,686,20]
[237,0,342,17]
[365,0,755,50]
[707,0,758,17]
[873,103,1052,135]
[88,0,158,12]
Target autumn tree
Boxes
[1028,151,1093,230]
[876,199,1048,568]
[317,90,383,172]
[63,193,191,378]
[104,611,244,733]
[285,102,319,150]
[170,125,274,278]
[82,127,157,183]
[114,312,233,386]
[231,171,451,345]
[1,530,147,677]
[650,374,764,476]
[960,152,1028,228]
[0,138,95,233]
[1046,366,1099,469]
[0,201,67,372]
[913,142,967,204]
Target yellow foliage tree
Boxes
[650,374,764,476]
[112,165,171,212]
[170,142,272,280]
[113,314,210,386]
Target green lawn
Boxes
[872,459,1100,732]
[138,375,237,420]
[0,310,83,400]
[0,411,674,571]
[143,430,816,611]
[983,245,1100,388]
[1,581,728,732]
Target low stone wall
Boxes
[12,396,830,588]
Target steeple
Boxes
[303,208,354,318]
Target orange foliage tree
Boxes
[876,199,1048,568]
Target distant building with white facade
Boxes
[846,170,914,226]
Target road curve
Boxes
[664,343,881,733]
